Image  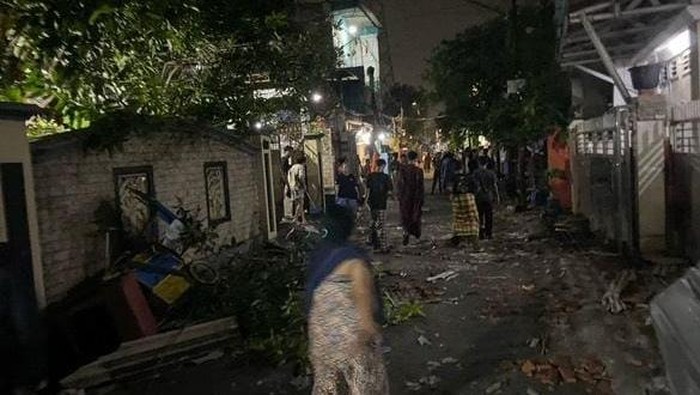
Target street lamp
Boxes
[311,92,323,103]
[254,121,263,130]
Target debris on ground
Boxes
[527,338,540,349]
[557,365,577,383]
[426,270,459,283]
[419,375,441,387]
[485,380,502,394]
[405,381,421,391]
[521,284,536,292]
[191,349,225,365]
[417,335,432,346]
[441,357,459,364]
[520,356,610,389]
[521,360,536,375]
[602,269,637,314]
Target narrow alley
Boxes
[3,2,700,394]
[108,186,674,395]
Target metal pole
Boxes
[581,13,633,103]
[570,3,687,23]
[574,65,614,83]
[613,109,624,254]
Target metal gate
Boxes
[572,106,635,253]
[668,101,700,261]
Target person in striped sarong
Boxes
[451,161,480,249]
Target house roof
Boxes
[0,102,44,121]
[30,121,258,155]
[332,0,382,29]
[560,0,694,68]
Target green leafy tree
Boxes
[0,0,338,131]
[427,2,570,147]
[382,83,431,149]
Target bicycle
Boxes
[110,244,219,286]
[104,189,220,305]
[282,221,328,266]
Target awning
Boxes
[559,0,696,102]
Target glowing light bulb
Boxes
[348,25,358,35]
[658,30,690,57]
[311,93,323,103]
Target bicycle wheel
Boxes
[187,262,220,285]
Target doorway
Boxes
[261,136,278,239]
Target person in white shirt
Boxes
[287,153,307,223]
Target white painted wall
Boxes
[0,119,46,308]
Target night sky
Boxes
[382,0,513,88]
[382,0,553,90]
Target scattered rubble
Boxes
[485,381,502,394]
[417,335,432,346]
[601,269,637,314]
[405,381,421,391]
[441,357,458,364]
[520,356,611,390]
[426,270,459,283]
[419,375,441,387]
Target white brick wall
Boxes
[32,132,261,303]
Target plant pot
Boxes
[629,63,663,91]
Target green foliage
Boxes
[77,109,226,154]
[383,291,425,325]
[428,3,571,147]
[164,247,309,370]
[382,83,431,149]
[1,0,338,131]
[25,115,65,139]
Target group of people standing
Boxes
[326,148,500,252]
[431,150,499,245]
[304,151,425,395]
[302,147,501,394]
[332,151,425,253]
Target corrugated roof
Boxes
[560,0,692,68]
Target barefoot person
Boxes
[451,161,480,249]
[335,160,361,217]
[288,153,307,223]
[397,151,424,246]
[473,158,499,239]
[365,159,393,253]
[306,205,388,394]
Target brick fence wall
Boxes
[31,132,261,304]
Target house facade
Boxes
[31,127,263,304]
[561,1,700,261]
[0,103,46,307]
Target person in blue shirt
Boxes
[335,160,361,217]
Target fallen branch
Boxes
[601,269,637,314]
